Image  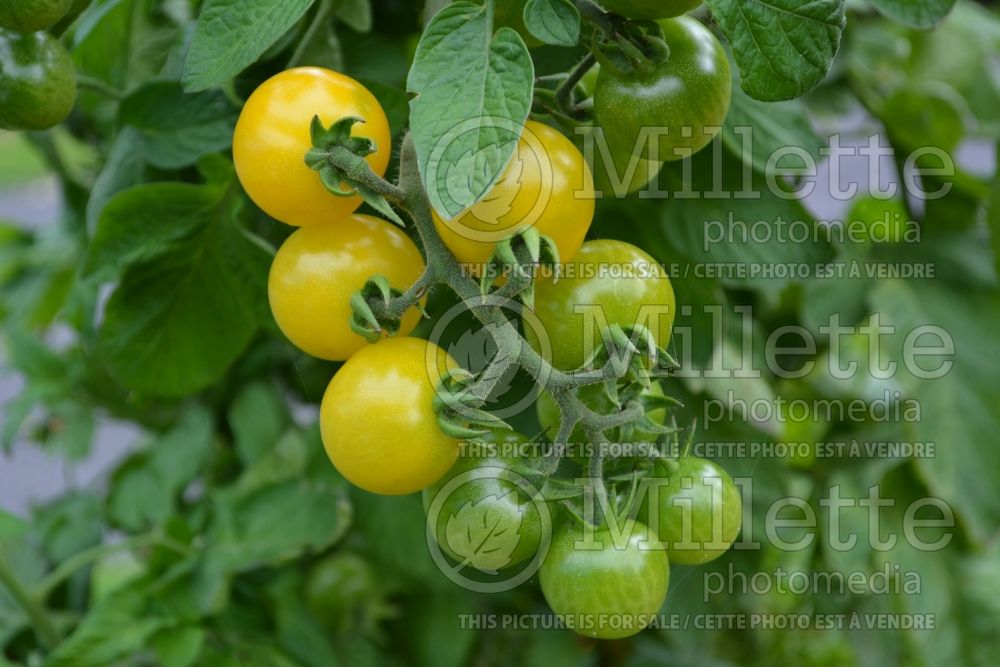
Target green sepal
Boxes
[355,181,406,227]
[437,415,491,440]
[540,478,584,502]
[349,291,383,342]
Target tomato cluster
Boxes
[235,2,740,637]
[0,0,79,131]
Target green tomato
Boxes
[594,16,730,161]
[422,432,545,572]
[578,125,663,197]
[0,28,75,131]
[640,456,742,565]
[573,65,663,196]
[599,0,702,20]
[540,519,669,639]
[526,239,676,371]
[305,552,382,633]
[0,0,73,32]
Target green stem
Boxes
[287,0,337,69]
[35,534,189,600]
[575,0,617,35]
[75,75,123,100]
[0,558,60,650]
[555,52,596,118]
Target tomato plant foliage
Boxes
[1,0,1000,665]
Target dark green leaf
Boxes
[120,82,238,169]
[182,0,318,92]
[95,184,269,397]
[523,0,580,47]
[336,0,372,33]
[704,0,845,101]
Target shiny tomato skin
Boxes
[594,17,731,161]
[320,337,459,495]
[432,120,595,269]
[233,67,391,226]
[526,239,676,371]
[540,519,669,639]
[268,213,425,361]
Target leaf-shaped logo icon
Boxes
[444,492,525,573]
[468,152,523,227]
[447,325,497,374]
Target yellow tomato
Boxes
[233,67,391,226]
[320,337,459,495]
[268,214,425,361]
[432,120,595,269]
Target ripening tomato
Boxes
[268,214,425,361]
[432,120,595,269]
[320,337,459,495]
[233,67,391,226]
[526,239,676,371]
[422,431,545,571]
[540,519,669,639]
[640,456,742,565]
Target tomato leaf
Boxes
[871,280,1000,547]
[335,0,372,33]
[703,0,845,102]
[523,0,580,47]
[867,0,957,28]
[119,82,238,169]
[92,183,269,397]
[85,128,148,237]
[407,2,534,219]
[722,83,822,176]
[182,0,317,92]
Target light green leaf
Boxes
[523,0,580,47]
[182,0,317,92]
[86,128,148,237]
[872,280,1000,546]
[722,83,823,175]
[704,0,845,101]
[867,0,957,28]
[227,382,289,466]
[407,2,534,218]
[42,590,167,667]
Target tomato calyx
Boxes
[305,115,406,226]
[479,227,561,309]
[582,322,679,391]
[349,274,429,343]
[432,368,515,440]
[591,20,671,79]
